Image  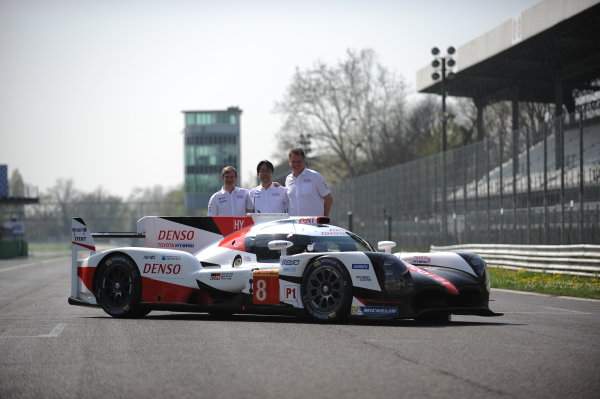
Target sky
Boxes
[0,0,541,198]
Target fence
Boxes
[17,201,177,243]
[330,109,600,248]
[430,243,600,277]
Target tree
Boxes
[274,48,409,183]
[405,95,443,157]
[9,169,25,197]
[159,185,187,216]
[47,178,81,237]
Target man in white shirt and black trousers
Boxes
[248,160,289,213]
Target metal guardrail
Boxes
[429,243,600,277]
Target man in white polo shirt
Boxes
[285,147,333,217]
[248,160,289,213]
[207,166,252,216]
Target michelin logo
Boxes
[351,306,398,316]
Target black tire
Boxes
[301,257,352,323]
[95,254,148,318]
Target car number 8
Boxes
[255,279,267,301]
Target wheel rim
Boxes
[305,265,347,313]
[99,264,133,308]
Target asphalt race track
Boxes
[1,254,599,399]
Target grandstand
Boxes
[329,0,600,246]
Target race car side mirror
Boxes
[268,240,294,257]
[377,241,397,254]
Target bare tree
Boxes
[274,48,408,182]
[46,178,81,236]
[405,95,443,157]
[9,169,25,197]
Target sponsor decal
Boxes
[356,275,371,282]
[73,236,87,242]
[281,259,300,266]
[157,243,195,248]
[321,231,346,235]
[243,256,252,262]
[71,227,87,232]
[144,255,156,260]
[351,306,398,316]
[162,255,181,261]
[233,219,245,230]
[210,272,233,280]
[281,265,298,274]
[298,217,317,224]
[157,230,195,241]
[143,263,181,275]
[352,264,369,270]
[411,255,432,264]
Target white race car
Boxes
[69,214,501,322]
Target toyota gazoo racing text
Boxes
[69,214,502,322]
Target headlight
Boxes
[382,256,412,296]
[458,252,490,292]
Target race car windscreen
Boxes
[246,232,374,262]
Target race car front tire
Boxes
[95,254,150,318]
[301,257,352,323]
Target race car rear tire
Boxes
[95,254,148,318]
[301,257,352,323]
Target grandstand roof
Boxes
[416,0,600,105]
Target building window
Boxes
[185,112,239,126]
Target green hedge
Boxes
[0,240,28,259]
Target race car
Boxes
[69,214,502,322]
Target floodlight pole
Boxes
[431,46,455,245]
[441,57,448,153]
[441,57,448,244]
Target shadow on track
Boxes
[86,312,520,327]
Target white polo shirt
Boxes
[248,183,289,213]
[207,187,252,216]
[285,168,330,216]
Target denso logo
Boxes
[352,264,369,270]
[157,230,195,240]
[143,263,181,274]
[281,259,300,266]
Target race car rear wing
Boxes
[71,217,146,302]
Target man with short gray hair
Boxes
[285,148,332,217]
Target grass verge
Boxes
[489,267,600,300]
[29,243,70,252]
